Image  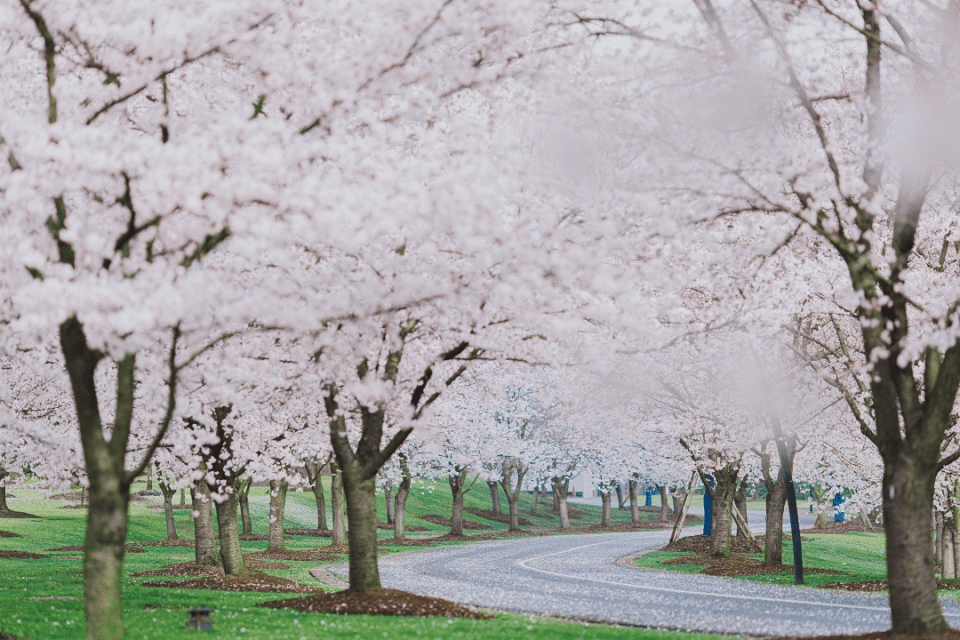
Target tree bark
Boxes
[213,484,247,575]
[553,477,570,529]
[615,483,626,509]
[488,480,501,514]
[0,484,7,513]
[628,479,640,524]
[340,467,380,590]
[936,511,945,570]
[659,485,671,522]
[180,488,186,506]
[449,468,467,536]
[763,467,787,567]
[384,480,394,524]
[735,477,749,537]
[394,469,411,542]
[268,479,287,551]
[599,488,612,527]
[237,478,252,537]
[531,485,540,514]
[304,458,328,531]
[158,480,179,541]
[84,468,130,640]
[499,463,526,532]
[191,481,218,566]
[883,456,946,632]
[331,461,347,546]
[943,524,955,579]
[709,466,737,557]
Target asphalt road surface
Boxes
[367,527,960,637]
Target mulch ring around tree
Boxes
[662,534,763,554]
[777,631,960,640]
[0,510,40,519]
[419,514,492,530]
[257,587,493,619]
[285,528,333,537]
[660,554,844,577]
[245,549,341,562]
[46,545,147,553]
[821,579,960,593]
[0,550,50,559]
[239,534,270,541]
[142,570,319,593]
[0,530,22,538]
[129,539,195,548]
[0,631,18,639]
[376,522,430,532]
[131,558,292,578]
[465,507,534,527]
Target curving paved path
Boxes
[357,528,960,637]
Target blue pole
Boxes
[702,477,713,536]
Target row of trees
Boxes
[3,0,960,637]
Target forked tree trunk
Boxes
[599,488,612,527]
[449,469,467,536]
[331,461,347,546]
[237,478,253,536]
[659,486,671,522]
[394,471,411,542]
[191,482,218,566]
[268,479,287,551]
[709,466,738,558]
[500,464,526,532]
[158,480,179,541]
[763,468,788,567]
[213,485,247,575]
[628,479,640,524]
[553,477,570,529]
[488,481,501,514]
[384,480,395,524]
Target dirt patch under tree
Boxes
[0,550,50,559]
[257,588,493,618]
[419,514,492,530]
[142,571,318,593]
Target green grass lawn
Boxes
[0,481,722,640]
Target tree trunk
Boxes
[305,459,328,531]
[659,485,671,522]
[629,479,640,524]
[331,462,347,546]
[615,483,626,509]
[936,511,945,570]
[735,477,749,538]
[191,482,218,566]
[341,468,380,591]
[268,479,287,551]
[531,485,540,514]
[237,478,252,537]
[180,488,186,506]
[394,472,411,542]
[384,480,394,524]
[158,481,179,541]
[552,484,560,513]
[943,526,955,579]
[673,493,683,513]
[0,484,7,513]
[213,484,247,574]
[488,481,501,514]
[449,470,466,536]
[883,458,947,632]
[145,466,153,491]
[84,467,130,640]
[599,488,612,527]
[553,477,570,529]
[953,515,960,581]
[499,465,525,532]
[763,468,788,567]
[709,466,737,558]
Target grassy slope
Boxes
[0,481,722,640]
